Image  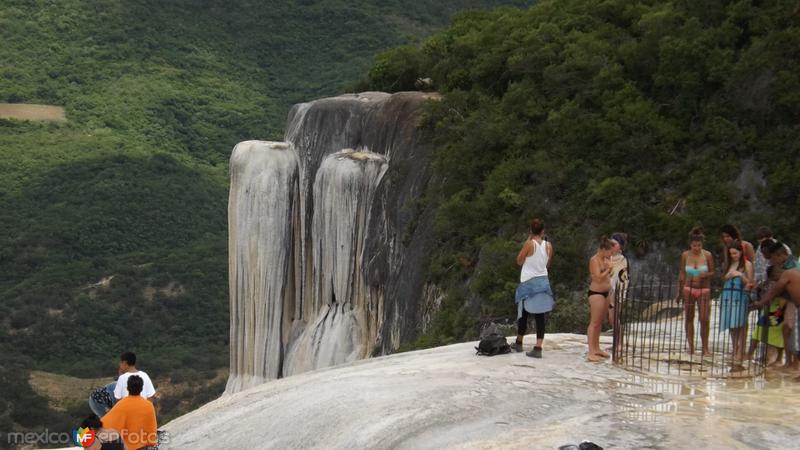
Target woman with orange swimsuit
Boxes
[678,227,715,356]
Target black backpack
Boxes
[475,333,511,356]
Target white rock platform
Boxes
[160,333,800,449]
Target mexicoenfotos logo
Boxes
[73,427,96,448]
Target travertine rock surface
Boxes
[165,333,800,449]
[226,92,439,393]
[226,141,300,393]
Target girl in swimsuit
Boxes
[720,224,755,266]
[587,237,615,362]
[678,227,715,356]
[720,240,755,369]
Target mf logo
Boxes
[73,427,96,447]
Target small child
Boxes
[750,266,785,366]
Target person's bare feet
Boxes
[596,350,610,358]
[702,349,712,357]
[587,353,603,362]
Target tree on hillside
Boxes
[363,0,800,345]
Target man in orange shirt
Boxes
[102,375,158,450]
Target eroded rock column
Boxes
[226,141,299,393]
[283,149,388,373]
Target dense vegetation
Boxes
[0,0,528,444]
[360,0,800,346]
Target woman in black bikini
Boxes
[587,237,615,362]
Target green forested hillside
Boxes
[361,0,800,346]
[0,0,529,441]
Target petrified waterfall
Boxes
[226,141,299,393]
[226,92,439,393]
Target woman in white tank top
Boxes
[513,218,554,358]
[520,232,550,282]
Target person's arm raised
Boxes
[590,256,611,282]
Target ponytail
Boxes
[529,218,544,235]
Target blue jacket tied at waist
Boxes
[515,275,554,317]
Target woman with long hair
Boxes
[678,227,715,356]
[513,218,554,358]
[587,237,615,362]
[720,224,755,265]
[719,240,754,369]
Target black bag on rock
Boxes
[475,333,511,356]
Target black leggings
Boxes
[517,309,547,340]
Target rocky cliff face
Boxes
[226,92,440,393]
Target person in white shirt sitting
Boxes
[114,352,156,402]
[89,351,157,417]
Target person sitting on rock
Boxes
[113,352,157,403]
[90,352,157,418]
[102,375,158,450]
[78,413,126,450]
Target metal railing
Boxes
[612,275,775,378]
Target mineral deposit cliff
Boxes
[226,92,441,393]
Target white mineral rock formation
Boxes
[283,149,388,374]
[163,333,800,449]
[226,93,439,393]
[226,141,299,392]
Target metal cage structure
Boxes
[611,276,779,378]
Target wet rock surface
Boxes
[164,333,800,449]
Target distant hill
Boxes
[0,0,530,442]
